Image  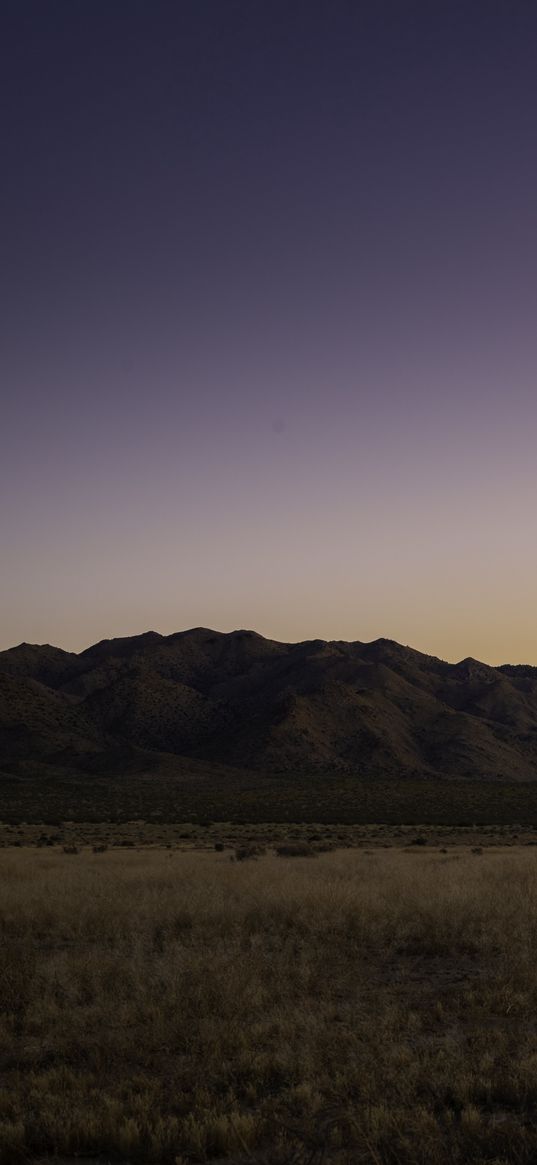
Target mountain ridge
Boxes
[2,628,537,786]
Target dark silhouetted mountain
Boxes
[2,628,537,782]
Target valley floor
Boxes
[1,844,537,1164]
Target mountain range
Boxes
[2,627,537,785]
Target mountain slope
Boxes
[1,628,537,782]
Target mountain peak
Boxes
[79,631,163,659]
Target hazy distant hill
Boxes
[2,627,537,785]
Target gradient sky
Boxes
[3,0,537,663]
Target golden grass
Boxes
[1,846,537,1162]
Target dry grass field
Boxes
[2,845,537,1164]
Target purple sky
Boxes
[3,1,537,663]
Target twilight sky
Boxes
[3,0,537,663]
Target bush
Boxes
[234,844,265,862]
[275,842,317,858]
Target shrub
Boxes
[234,844,265,862]
[275,842,317,858]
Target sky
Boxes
[2,0,537,663]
